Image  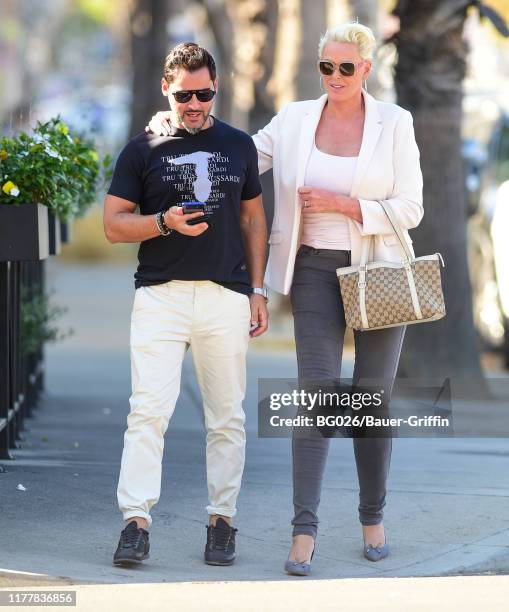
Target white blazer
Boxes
[252,90,424,295]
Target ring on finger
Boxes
[304,200,309,208]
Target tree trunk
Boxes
[249,0,279,134]
[296,0,328,101]
[198,0,235,124]
[350,0,378,30]
[200,1,278,132]
[392,0,485,391]
[129,0,173,138]
[349,0,381,95]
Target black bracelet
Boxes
[156,210,173,236]
[160,211,173,234]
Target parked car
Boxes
[465,111,509,366]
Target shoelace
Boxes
[208,524,237,550]
[122,525,143,548]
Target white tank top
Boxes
[301,144,358,250]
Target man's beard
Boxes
[177,109,211,135]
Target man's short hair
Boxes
[163,42,217,84]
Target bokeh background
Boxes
[2,0,509,380]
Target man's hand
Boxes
[146,111,172,136]
[164,206,209,236]
[249,294,269,338]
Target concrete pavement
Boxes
[2,576,509,611]
[1,260,509,590]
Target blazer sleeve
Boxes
[251,105,288,175]
[354,110,424,236]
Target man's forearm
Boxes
[240,214,268,287]
[106,211,161,244]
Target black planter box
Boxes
[48,212,61,255]
[60,219,73,244]
[0,203,49,261]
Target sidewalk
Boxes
[2,576,509,611]
[1,261,508,587]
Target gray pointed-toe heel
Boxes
[363,541,389,562]
[284,549,315,576]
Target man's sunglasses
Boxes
[318,60,363,77]
[171,88,216,103]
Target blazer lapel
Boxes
[350,90,383,197]
[295,94,328,191]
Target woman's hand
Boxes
[298,186,363,223]
[297,186,341,213]
[145,111,172,136]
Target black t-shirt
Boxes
[107,118,262,293]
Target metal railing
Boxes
[0,260,45,459]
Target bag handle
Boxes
[357,202,424,327]
[359,201,413,267]
[379,201,413,261]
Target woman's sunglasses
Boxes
[171,88,216,103]
[318,60,363,77]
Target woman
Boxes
[148,22,423,574]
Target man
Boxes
[104,42,268,567]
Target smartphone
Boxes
[186,214,213,226]
[182,202,205,214]
[183,202,212,226]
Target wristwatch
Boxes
[251,287,268,300]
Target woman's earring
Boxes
[363,79,368,93]
[319,76,325,92]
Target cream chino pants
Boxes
[117,280,251,527]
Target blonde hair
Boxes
[318,22,376,60]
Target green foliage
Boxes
[0,117,111,221]
[76,0,117,25]
[20,285,73,356]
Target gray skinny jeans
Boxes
[290,245,406,539]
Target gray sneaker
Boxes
[204,518,237,566]
[113,521,150,566]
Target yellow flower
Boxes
[2,180,19,196]
[2,180,15,194]
[56,122,69,135]
[0,150,7,160]
[74,137,81,145]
